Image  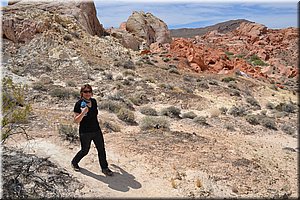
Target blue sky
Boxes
[1,0,298,29]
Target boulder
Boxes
[126,11,171,46]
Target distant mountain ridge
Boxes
[170,19,253,38]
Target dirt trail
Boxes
[15,136,181,198]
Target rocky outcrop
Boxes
[2,0,105,42]
[126,11,171,46]
[169,22,298,89]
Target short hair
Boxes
[80,84,93,98]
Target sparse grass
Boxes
[181,111,197,119]
[117,108,135,124]
[160,106,181,118]
[140,106,158,116]
[140,116,170,130]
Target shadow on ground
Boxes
[79,164,142,192]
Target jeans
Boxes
[72,130,108,170]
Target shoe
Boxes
[71,162,80,172]
[102,168,113,176]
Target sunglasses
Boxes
[83,90,92,93]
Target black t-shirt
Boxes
[74,98,100,133]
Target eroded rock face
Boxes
[2,0,105,42]
[126,11,171,46]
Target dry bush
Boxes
[260,117,277,130]
[58,124,78,142]
[140,106,158,116]
[245,114,260,125]
[117,108,135,124]
[209,108,221,118]
[281,124,295,135]
[246,97,261,108]
[140,116,170,130]
[160,106,181,118]
[228,105,247,117]
[193,116,209,126]
[98,100,122,113]
[181,111,197,119]
[103,121,120,132]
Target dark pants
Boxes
[72,130,108,170]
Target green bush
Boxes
[182,111,197,119]
[2,77,31,143]
[248,55,268,66]
[58,124,78,142]
[161,106,181,118]
[140,116,169,130]
[140,106,158,116]
[117,108,135,124]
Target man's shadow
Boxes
[79,164,142,192]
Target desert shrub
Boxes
[210,108,221,118]
[168,68,180,74]
[228,105,246,117]
[159,83,174,90]
[160,106,181,118]
[103,72,113,80]
[142,77,156,83]
[140,106,158,116]
[98,100,121,113]
[224,123,235,131]
[275,102,297,113]
[2,77,31,143]
[245,114,260,125]
[107,92,124,101]
[103,121,120,132]
[197,81,209,89]
[49,87,77,99]
[260,117,277,130]
[228,83,239,90]
[219,107,228,115]
[32,81,48,91]
[58,124,78,142]
[221,77,236,83]
[266,102,275,109]
[122,79,132,86]
[129,93,149,106]
[230,89,241,97]
[126,75,135,81]
[281,124,295,135]
[123,60,135,69]
[208,80,219,85]
[246,97,261,108]
[249,55,268,66]
[162,57,170,62]
[117,108,135,124]
[115,74,123,80]
[122,69,136,77]
[66,80,76,87]
[182,111,197,119]
[193,116,208,126]
[63,34,72,41]
[183,75,193,82]
[140,116,170,130]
